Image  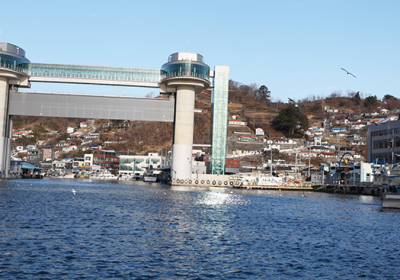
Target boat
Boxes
[118,174,134,181]
[92,170,119,180]
[143,169,158,182]
[238,173,310,190]
[382,187,400,209]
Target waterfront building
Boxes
[93,149,119,169]
[118,153,166,177]
[52,158,73,169]
[84,154,93,168]
[73,157,85,169]
[328,161,377,186]
[367,118,400,164]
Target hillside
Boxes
[11,81,400,159]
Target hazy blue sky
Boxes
[1,0,399,102]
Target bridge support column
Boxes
[0,77,11,178]
[160,52,211,183]
[172,85,195,180]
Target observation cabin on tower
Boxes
[0,43,31,87]
[160,52,211,94]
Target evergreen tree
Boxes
[351,91,361,105]
[272,104,308,135]
[257,85,271,104]
[364,95,378,108]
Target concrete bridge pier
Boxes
[171,84,196,180]
[0,76,15,178]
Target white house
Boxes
[36,140,46,147]
[80,122,88,128]
[319,152,337,159]
[351,122,367,130]
[351,139,367,146]
[56,141,70,147]
[299,150,318,158]
[62,145,78,153]
[69,132,83,139]
[67,127,75,134]
[325,108,339,113]
[228,119,247,126]
[305,130,316,137]
[255,128,265,136]
[314,136,322,146]
[84,154,93,167]
[332,127,348,132]
[52,158,73,169]
[274,138,297,145]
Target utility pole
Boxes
[308,144,311,179]
[270,148,273,176]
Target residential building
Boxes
[119,153,166,176]
[73,157,85,169]
[62,145,78,153]
[228,119,247,126]
[93,149,119,169]
[84,154,93,168]
[367,118,400,164]
[239,135,257,142]
[255,128,264,136]
[52,158,73,169]
[39,148,55,162]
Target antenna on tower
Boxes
[186,39,189,52]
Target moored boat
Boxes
[143,169,158,182]
[382,192,400,209]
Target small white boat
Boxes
[382,193,400,209]
[93,170,119,180]
[62,173,76,179]
[118,174,134,181]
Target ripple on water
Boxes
[0,179,399,279]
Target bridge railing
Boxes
[28,63,162,83]
[0,64,29,75]
[160,71,210,82]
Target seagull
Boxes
[341,68,356,78]
[72,189,76,196]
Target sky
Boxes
[1,0,399,102]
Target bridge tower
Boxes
[0,43,31,178]
[160,53,211,181]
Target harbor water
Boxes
[1,179,400,279]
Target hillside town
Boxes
[10,89,400,194]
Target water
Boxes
[1,179,400,279]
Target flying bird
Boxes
[341,68,356,78]
[72,189,76,196]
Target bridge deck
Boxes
[9,91,174,122]
[28,63,161,87]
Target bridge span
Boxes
[28,63,161,88]
[9,91,174,122]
